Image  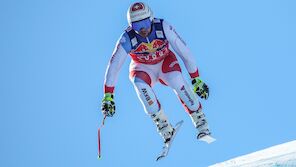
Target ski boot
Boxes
[151,109,183,161]
[190,107,216,143]
[151,109,174,144]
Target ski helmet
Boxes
[127,2,154,31]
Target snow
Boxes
[210,140,296,167]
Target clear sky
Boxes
[1,0,296,167]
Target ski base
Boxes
[156,120,184,161]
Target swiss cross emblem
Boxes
[131,3,144,11]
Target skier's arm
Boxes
[163,20,199,78]
[102,33,131,117]
[104,33,130,94]
[163,21,209,99]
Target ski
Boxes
[156,120,184,161]
[198,134,216,144]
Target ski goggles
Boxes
[131,18,152,32]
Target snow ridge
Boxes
[210,140,296,167]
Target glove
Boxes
[192,77,209,100]
[101,93,116,117]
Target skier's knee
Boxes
[145,105,159,116]
[186,101,199,112]
[141,93,160,115]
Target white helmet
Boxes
[127,2,154,26]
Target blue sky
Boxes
[1,0,296,167]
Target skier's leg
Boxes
[165,72,211,138]
[129,70,174,143]
[130,71,159,115]
[159,53,211,138]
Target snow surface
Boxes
[210,140,296,167]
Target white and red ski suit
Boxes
[104,18,202,116]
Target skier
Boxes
[101,2,214,156]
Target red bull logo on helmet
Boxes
[130,39,170,64]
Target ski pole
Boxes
[98,115,107,159]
